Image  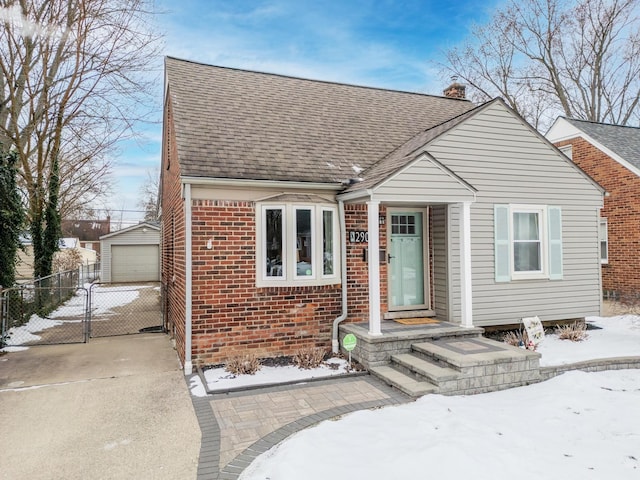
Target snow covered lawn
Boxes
[240,315,640,480]
[537,315,640,366]
[241,369,640,480]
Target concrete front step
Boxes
[391,353,460,385]
[411,336,541,370]
[371,336,543,398]
[369,365,438,398]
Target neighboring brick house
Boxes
[61,217,111,256]
[162,57,604,373]
[547,117,640,298]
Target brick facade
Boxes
[161,96,187,365]
[162,168,439,366]
[189,200,341,365]
[161,119,437,367]
[555,137,640,296]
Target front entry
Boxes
[388,209,430,310]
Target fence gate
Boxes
[1,275,89,347]
[1,279,163,348]
[88,283,163,338]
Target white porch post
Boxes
[367,200,382,336]
[459,201,473,328]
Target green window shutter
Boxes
[494,204,511,282]
[548,206,563,280]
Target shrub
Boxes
[293,346,326,369]
[556,321,589,342]
[502,329,528,347]
[225,354,261,375]
[53,248,84,273]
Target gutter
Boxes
[183,182,193,375]
[181,176,343,191]
[332,199,348,353]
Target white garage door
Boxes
[111,244,159,282]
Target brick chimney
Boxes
[443,76,466,99]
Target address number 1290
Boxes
[349,231,369,243]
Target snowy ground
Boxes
[239,315,640,480]
[537,315,640,366]
[201,357,353,393]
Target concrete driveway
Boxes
[0,333,199,479]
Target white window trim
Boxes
[599,217,609,264]
[293,206,315,280]
[321,207,338,279]
[510,204,548,281]
[256,203,340,287]
[260,205,286,282]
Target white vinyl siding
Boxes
[375,155,476,203]
[425,101,602,326]
[100,224,160,283]
[432,205,449,320]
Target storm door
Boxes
[388,210,429,310]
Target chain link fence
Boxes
[1,271,90,346]
[0,264,164,348]
[88,283,162,338]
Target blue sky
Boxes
[110,0,502,227]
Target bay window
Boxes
[258,203,339,286]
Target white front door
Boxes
[388,209,429,310]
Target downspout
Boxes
[183,183,193,374]
[332,199,348,353]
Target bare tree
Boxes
[138,166,159,221]
[0,0,162,278]
[442,0,640,129]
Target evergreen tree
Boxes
[0,148,25,288]
[32,155,61,280]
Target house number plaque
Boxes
[349,230,368,243]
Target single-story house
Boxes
[547,117,640,298]
[161,57,604,373]
[100,222,160,283]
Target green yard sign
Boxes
[342,333,357,352]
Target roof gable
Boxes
[164,57,475,185]
[346,100,490,192]
[100,222,160,240]
[547,117,640,178]
[370,152,477,203]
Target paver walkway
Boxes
[190,374,410,480]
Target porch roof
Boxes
[338,151,477,203]
[344,100,494,193]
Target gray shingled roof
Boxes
[563,117,640,171]
[165,57,475,184]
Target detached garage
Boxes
[100,222,160,283]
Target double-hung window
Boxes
[495,204,563,282]
[512,207,544,275]
[258,203,339,286]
